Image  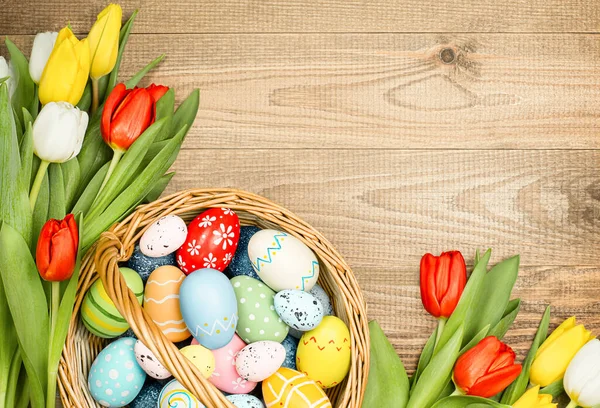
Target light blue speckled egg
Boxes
[180,268,238,350]
[227,394,265,408]
[281,335,299,370]
[309,284,333,316]
[274,290,323,331]
[159,379,205,408]
[88,337,146,407]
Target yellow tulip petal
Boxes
[536,317,576,357]
[514,386,540,408]
[88,3,122,79]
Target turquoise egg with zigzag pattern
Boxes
[247,229,320,292]
[180,268,238,350]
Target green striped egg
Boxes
[81,267,144,338]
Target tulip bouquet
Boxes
[363,250,600,408]
[0,4,198,407]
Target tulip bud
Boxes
[36,214,79,282]
[530,317,594,387]
[29,31,58,84]
[33,102,89,163]
[564,339,600,408]
[0,56,17,98]
[88,4,122,80]
[512,385,557,408]
[39,27,90,106]
[420,251,466,319]
[453,336,522,398]
[101,83,169,151]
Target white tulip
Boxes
[29,31,58,83]
[0,56,17,98]
[564,339,600,408]
[33,102,88,163]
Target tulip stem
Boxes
[30,160,49,210]
[94,149,124,203]
[46,281,60,408]
[566,402,578,408]
[434,318,446,350]
[91,78,100,115]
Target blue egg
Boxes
[127,245,177,282]
[88,337,146,407]
[281,335,299,369]
[225,226,261,280]
[180,268,238,350]
[309,284,334,316]
[227,394,265,408]
[274,290,324,331]
[129,380,161,408]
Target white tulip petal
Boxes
[579,373,600,407]
[565,340,600,406]
[29,32,58,83]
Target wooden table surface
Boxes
[2,0,600,406]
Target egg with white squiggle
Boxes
[158,379,204,408]
[143,265,191,342]
[248,229,319,292]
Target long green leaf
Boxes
[125,54,165,89]
[143,172,175,203]
[76,81,92,112]
[0,277,18,408]
[171,89,199,139]
[19,120,34,211]
[488,299,521,340]
[363,321,410,408]
[410,326,438,391]
[31,175,49,252]
[432,396,511,408]
[540,379,563,398]
[4,350,22,407]
[460,324,490,355]
[72,163,109,217]
[408,326,464,408]
[106,10,138,96]
[15,365,30,408]
[154,89,175,141]
[61,158,80,210]
[48,163,66,220]
[500,306,551,404]
[75,118,112,200]
[0,222,48,408]
[5,39,34,126]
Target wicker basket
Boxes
[58,189,370,408]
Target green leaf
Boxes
[48,163,66,220]
[31,175,49,252]
[410,327,438,391]
[0,277,19,408]
[154,89,175,141]
[540,379,564,399]
[61,158,81,210]
[76,81,92,112]
[19,120,34,209]
[432,396,511,408]
[408,326,464,408]
[125,54,165,89]
[5,39,35,126]
[85,117,167,223]
[83,125,187,250]
[460,324,490,355]
[488,299,521,340]
[72,163,109,217]
[5,350,22,407]
[143,172,175,203]
[363,321,410,408]
[15,365,30,408]
[0,222,48,408]
[106,10,138,97]
[500,306,551,405]
[435,250,491,354]
[0,83,32,247]
[171,89,199,140]
[75,118,112,200]
[97,74,109,104]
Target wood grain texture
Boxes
[1,0,599,34]
[4,33,600,149]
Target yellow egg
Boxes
[296,316,351,388]
[263,367,332,408]
[144,265,191,342]
[180,345,215,378]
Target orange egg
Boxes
[144,265,191,342]
[262,367,332,408]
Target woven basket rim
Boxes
[59,188,370,408]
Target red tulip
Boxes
[420,251,466,319]
[454,336,522,398]
[36,214,79,282]
[101,83,169,151]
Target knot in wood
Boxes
[439,47,457,64]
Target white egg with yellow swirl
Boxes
[158,379,204,408]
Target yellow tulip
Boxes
[530,317,594,387]
[39,27,90,106]
[88,4,122,79]
[513,386,557,408]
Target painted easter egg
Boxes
[176,208,240,274]
[180,268,238,349]
[81,267,143,338]
[140,215,188,257]
[309,284,333,316]
[231,276,288,344]
[158,379,204,408]
[226,394,265,408]
[134,340,171,380]
[225,226,261,280]
[127,245,177,283]
[296,316,351,389]
[248,229,319,292]
[129,380,162,408]
[144,265,191,342]
[180,345,215,378]
[236,341,286,382]
[203,334,257,394]
[281,335,299,370]
[88,338,146,407]
[262,367,332,408]
[274,290,324,331]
